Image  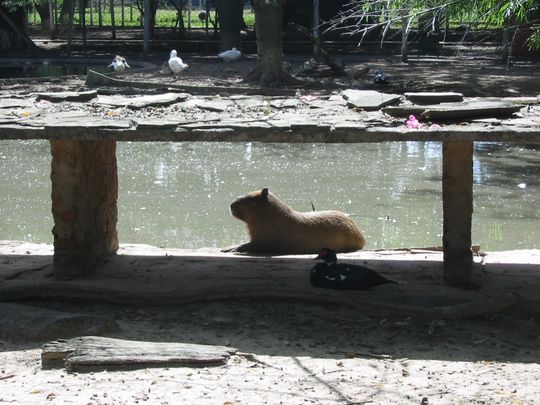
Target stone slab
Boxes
[421,101,524,120]
[341,89,402,111]
[96,93,189,109]
[270,99,299,109]
[36,90,98,102]
[0,98,35,109]
[42,336,237,371]
[404,92,464,104]
[43,111,132,129]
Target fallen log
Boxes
[84,70,297,96]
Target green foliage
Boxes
[326,0,540,49]
[1,0,33,12]
[528,24,540,49]
[26,5,255,29]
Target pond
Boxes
[0,141,538,251]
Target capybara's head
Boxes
[230,188,270,222]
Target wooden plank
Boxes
[442,141,474,286]
[41,336,237,371]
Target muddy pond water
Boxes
[0,140,538,251]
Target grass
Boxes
[28,7,255,29]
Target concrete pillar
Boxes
[50,139,119,278]
[442,141,473,286]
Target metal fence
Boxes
[28,0,255,31]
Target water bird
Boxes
[311,248,397,290]
[218,47,242,62]
[168,50,189,76]
[108,55,130,74]
[374,69,387,84]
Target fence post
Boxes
[143,0,150,54]
[110,0,116,39]
[98,0,102,27]
[187,0,192,30]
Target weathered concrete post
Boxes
[50,140,119,278]
[442,141,473,286]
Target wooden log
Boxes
[84,70,298,96]
[0,303,117,341]
[442,141,473,286]
[41,336,237,371]
[50,139,119,277]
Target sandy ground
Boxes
[1,296,540,405]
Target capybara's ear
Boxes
[261,188,269,198]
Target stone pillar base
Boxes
[50,139,119,278]
[442,141,474,287]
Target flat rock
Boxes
[421,101,524,120]
[270,98,299,109]
[383,101,524,120]
[36,90,98,102]
[0,303,117,341]
[0,98,35,109]
[404,92,464,104]
[135,118,183,129]
[96,93,189,109]
[189,99,233,112]
[0,108,44,124]
[342,89,402,111]
[42,336,237,371]
[42,111,132,129]
[382,105,427,118]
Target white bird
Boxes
[108,55,130,74]
[168,50,189,76]
[218,47,242,62]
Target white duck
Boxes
[218,47,242,62]
[108,55,130,74]
[168,50,189,76]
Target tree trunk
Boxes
[110,0,116,39]
[401,15,410,63]
[244,0,300,87]
[60,0,73,24]
[36,2,53,36]
[0,4,36,49]
[216,0,243,51]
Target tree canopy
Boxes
[324,0,540,50]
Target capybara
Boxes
[224,188,366,254]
